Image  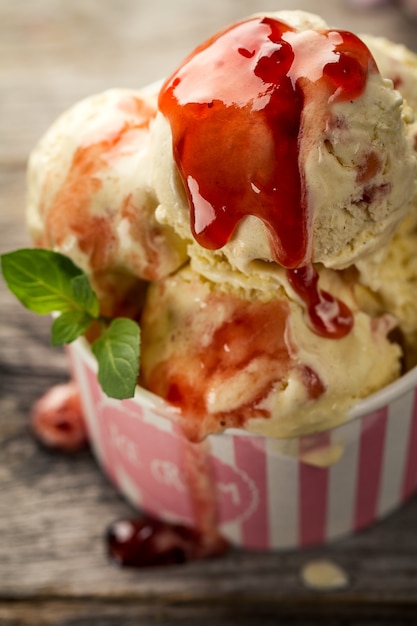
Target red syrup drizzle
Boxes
[107,440,229,568]
[31,381,228,568]
[159,16,378,338]
[288,266,353,338]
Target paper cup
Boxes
[67,338,417,550]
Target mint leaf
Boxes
[51,311,95,346]
[0,248,98,315]
[71,274,100,317]
[91,318,140,400]
[1,248,142,401]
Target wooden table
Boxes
[2,1,417,623]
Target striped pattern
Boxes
[68,340,417,550]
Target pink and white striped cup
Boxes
[68,338,417,550]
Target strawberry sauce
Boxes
[41,96,156,275]
[288,266,353,338]
[144,293,296,440]
[159,16,377,338]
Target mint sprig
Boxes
[1,249,140,400]
[92,318,140,400]
[51,310,96,346]
[1,248,99,315]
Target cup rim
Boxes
[348,362,417,419]
[71,337,417,436]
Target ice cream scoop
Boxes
[151,10,416,274]
[351,35,417,370]
[27,87,187,316]
[140,265,400,440]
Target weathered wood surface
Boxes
[1,0,417,624]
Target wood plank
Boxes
[1,599,417,626]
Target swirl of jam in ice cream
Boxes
[159,16,378,338]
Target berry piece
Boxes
[31,381,88,452]
[107,516,229,568]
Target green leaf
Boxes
[51,311,95,346]
[2,248,142,401]
[71,274,100,317]
[0,248,98,315]
[91,318,140,400]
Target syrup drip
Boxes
[159,16,376,338]
[288,266,353,339]
[159,16,377,269]
[107,430,229,568]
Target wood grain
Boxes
[1,1,417,623]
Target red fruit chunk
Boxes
[107,516,229,568]
[30,381,88,452]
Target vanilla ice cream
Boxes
[350,35,417,370]
[151,10,416,275]
[361,33,417,116]
[140,265,400,440]
[27,87,187,316]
